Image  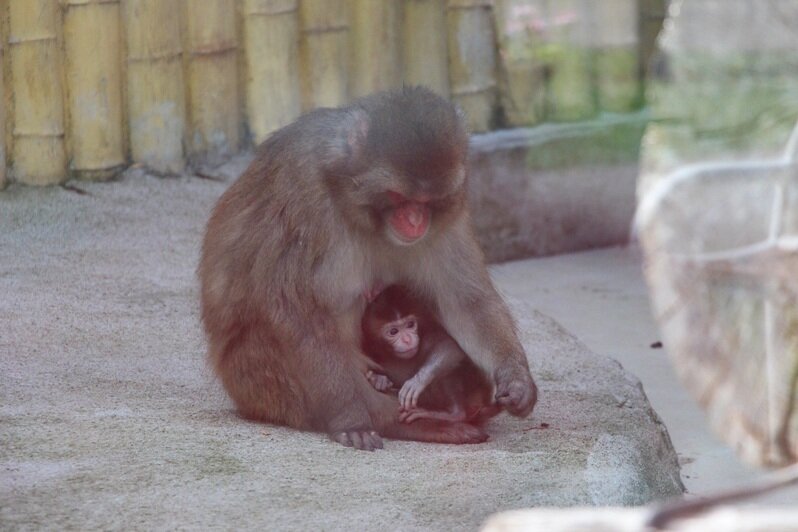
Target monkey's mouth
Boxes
[388,202,430,245]
[394,346,418,359]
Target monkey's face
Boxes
[342,164,468,247]
[381,315,419,359]
[329,87,470,247]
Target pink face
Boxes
[382,316,419,359]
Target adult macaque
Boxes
[362,284,500,424]
[199,87,537,451]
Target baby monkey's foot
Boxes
[366,370,393,392]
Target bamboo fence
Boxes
[242,0,301,144]
[64,0,126,181]
[125,0,186,175]
[493,0,544,126]
[7,0,67,185]
[593,0,642,112]
[403,0,448,96]
[183,0,240,166]
[543,0,596,121]
[447,0,498,132]
[350,0,401,98]
[299,0,349,110]
[0,0,660,187]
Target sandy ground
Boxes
[1,171,681,530]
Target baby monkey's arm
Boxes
[398,331,465,409]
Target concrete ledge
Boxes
[0,174,681,530]
[469,113,648,262]
[483,507,798,531]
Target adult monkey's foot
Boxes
[331,429,384,451]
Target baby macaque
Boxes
[362,285,500,424]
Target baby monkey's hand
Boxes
[398,375,428,410]
[366,370,393,392]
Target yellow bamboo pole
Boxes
[242,0,301,144]
[124,0,185,174]
[7,0,67,185]
[640,0,667,76]
[299,0,350,110]
[350,0,401,98]
[403,0,449,96]
[183,0,240,166]
[493,0,544,126]
[0,0,6,189]
[594,0,641,112]
[446,0,498,132]
[63,0,125,181]
[543,0,596,121]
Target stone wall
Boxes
[470,113,647,262]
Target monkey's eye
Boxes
[407,320,415,328]
[389,328,399,336]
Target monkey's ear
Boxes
[327,109,370,175]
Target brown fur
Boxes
[199,87,536,450]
